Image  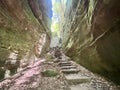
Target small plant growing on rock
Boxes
[41,70,58,77]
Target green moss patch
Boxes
[41,70,58,77]
[0,28,33,60]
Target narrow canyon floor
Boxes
[0,47,119,90]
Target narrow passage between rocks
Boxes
[0,0,120,90]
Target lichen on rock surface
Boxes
[60,0,120,84]
[0,0,52,80]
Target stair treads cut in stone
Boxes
[65,74,91,85]
[70,84,95,90]
[60,66,77,69]
[61,69,79,74]
[58,62,72,67]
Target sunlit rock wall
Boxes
[61,0,120,84]
[29,0,52,35]
[0,0,52,79]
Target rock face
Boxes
[0,0,52,79]
[61,0,120,84]
[0,0,52,58]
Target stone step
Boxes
[59,60,68,62]
[70,84,95,90]
[60,66,77,69]
[53,59,60,63]
[59,63,72,67]
[61,69,79,74]
[58,61,72,66]
[59,61,71,64]
[54,59,67,63]
[65,74,91,85]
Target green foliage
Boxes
[53,2,61,14]
[51,0,67,36]
[51,23,59,32]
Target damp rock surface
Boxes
[60,0,120,84]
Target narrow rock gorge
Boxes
[60,0,120,85]
[0,0,120,89]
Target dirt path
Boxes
[0,48,120,90]
[0,59,45,90]
[0,58,69,90]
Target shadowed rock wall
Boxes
[0,0,52,79]
[61,0,120,84]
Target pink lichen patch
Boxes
[0,79,11,85]
[0,58,45,89]
[15,77,29,85]
[0,83,4,88]
[0,79,11,88]
[23,67,39,78]
[4,79,11,84]
[14,60,43,85]
[28,59,45,68]
[33,61,42,67]
[31,82,38,88]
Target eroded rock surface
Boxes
[0,0,52,80]
[61,0,120,84]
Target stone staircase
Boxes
[58,60,79,73]
[55,58,93,90]
[52,48,119,90]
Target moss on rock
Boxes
[41,69,58,77]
